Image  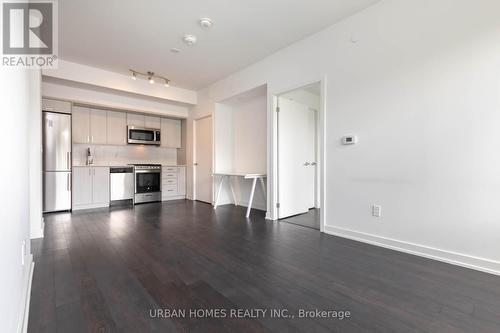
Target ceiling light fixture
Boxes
[129,69,170,88]
[199,17,213,30]
[183,34,197,46]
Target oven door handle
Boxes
[134,170,161,174]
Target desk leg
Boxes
[259,177,266,200]
[246,178,257,218]
[214,176,225,210]
[229,177,238,206]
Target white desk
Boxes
[212,173,266,218]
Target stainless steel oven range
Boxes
[130,164,162,204]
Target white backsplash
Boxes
[73,144,178,166]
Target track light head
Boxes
[147,71,155,84]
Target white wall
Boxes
[0,68,37,332]
[191,0,500,274]
[232,95,267,174]
[29,71,44,239]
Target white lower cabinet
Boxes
[73,166,110,210]
[162,166,186,201]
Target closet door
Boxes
[277,97,315,219]
[194,116,212,203]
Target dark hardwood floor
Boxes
[281,208,320,230]
[29,200,500,332]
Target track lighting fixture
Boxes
[129,69,170,87]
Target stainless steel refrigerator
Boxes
[43,112,72,212]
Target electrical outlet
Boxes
[372,205,382,217]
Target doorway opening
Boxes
[276,81,322,230]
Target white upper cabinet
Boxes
[72,106,90,143]
[90,109,107,144]
[161,118,182,148]
[107,111,127,145]
[42,98,72,114]
[145,116,161,129]
[127,113,145,127]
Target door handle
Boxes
[194,163,198,166]
[311,162,317,166]
[303,162,310,166]
[67,173,71,191]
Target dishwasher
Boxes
[110,167,134,206]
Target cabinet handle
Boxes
[67,173,70,191]
[304,162,310,166]
[91,135,94,143]
[87,135,90,143]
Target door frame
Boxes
[271,76,327,232]
[193,115,213,203]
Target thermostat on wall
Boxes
[342,136,357,145]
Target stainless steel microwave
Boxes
[127,126,161,145]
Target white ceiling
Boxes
[59,0,379,90]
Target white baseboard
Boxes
[30,218,44,239]
[17,255,34,333]
[324,225,500,276]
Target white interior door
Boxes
[278,97,316,219]
[194,116,213,203]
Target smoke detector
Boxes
[199,18,213,29]
[183,34,197,46]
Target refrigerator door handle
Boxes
[67,173,70,191]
